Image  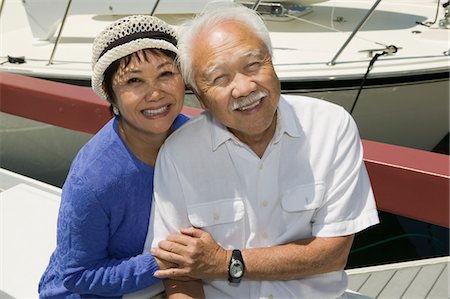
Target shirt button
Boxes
[261,200,268,207]
[259,163,263,170]
[262,232,269,239]
[213,213,220,222]
[268,294,273,299]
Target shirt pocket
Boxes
[281,182,326,212]
[187,198,245,247]
[187,198,245,227]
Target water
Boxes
[348,211,449,269]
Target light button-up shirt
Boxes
[146,95,379,298]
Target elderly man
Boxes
[145,3,379,298]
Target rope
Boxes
[349,45,398,115]
[349,52,383,115]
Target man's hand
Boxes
[151,227,229,280]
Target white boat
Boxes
[1,0,449,153]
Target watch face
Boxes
[230,260,243,278]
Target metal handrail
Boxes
[252,0,263,10]
[46,0,162,65]
[0,0,5,19]
[150,0,161,16]
[327,0,382,66]
[47,0,73,65]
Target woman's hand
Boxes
[151,227,228,280]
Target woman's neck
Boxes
[118,119,170,167]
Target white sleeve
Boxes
[143,144,191,253]
[312,109,379,237]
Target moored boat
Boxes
[1,0,449,151]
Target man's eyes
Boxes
[212,75,228,86]
[209,61,262,86]
[247,61,261,71]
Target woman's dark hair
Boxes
[102,48,177,115]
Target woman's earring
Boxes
[113,106,120,116]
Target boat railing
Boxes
[25,0,231,41]
[46,0,306,66]
[26,0,450,67]
[439,1,450,28]
[0,0,4,18]
[47,0,162,66]
[251,0,262,10]
[25,0,388,66]
[245,0,384,65]
[326,0,382,66]
[240,1,313,21]
[150,0,161,16]
[47,0,73,65]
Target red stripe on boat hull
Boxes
[0,72,202,134]
[1,72,448,228]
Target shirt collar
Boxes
[210,113,233,151]
[273,95,302,143]
[210,96,302,151]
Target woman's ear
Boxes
[102,82,109,99]
[103,82,117,104]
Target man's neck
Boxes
[230,114,277,159]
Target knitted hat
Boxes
[91,15,179,101]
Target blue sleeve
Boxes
[56,176,159,296]
[173,113,191,129]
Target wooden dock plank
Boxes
[347,273,371,292]
[357,270,396,298]
[426,264,448,299]
[398,263,446,298]
[377,267,420,298]
[346,257,449,299]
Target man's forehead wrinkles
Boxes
[202,49,262,76]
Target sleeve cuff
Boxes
[312,209,380,237]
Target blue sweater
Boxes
[39,115,189,298]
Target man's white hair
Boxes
[177,1,273,93]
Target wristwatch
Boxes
[228,249,245,283]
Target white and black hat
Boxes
[91,15,179,101]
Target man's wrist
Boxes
[224,250,232,278]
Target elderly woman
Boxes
[38,15,189,298]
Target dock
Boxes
[347,256,449,298]
[1,167,449,298]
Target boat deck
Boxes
[346,256,449,298]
